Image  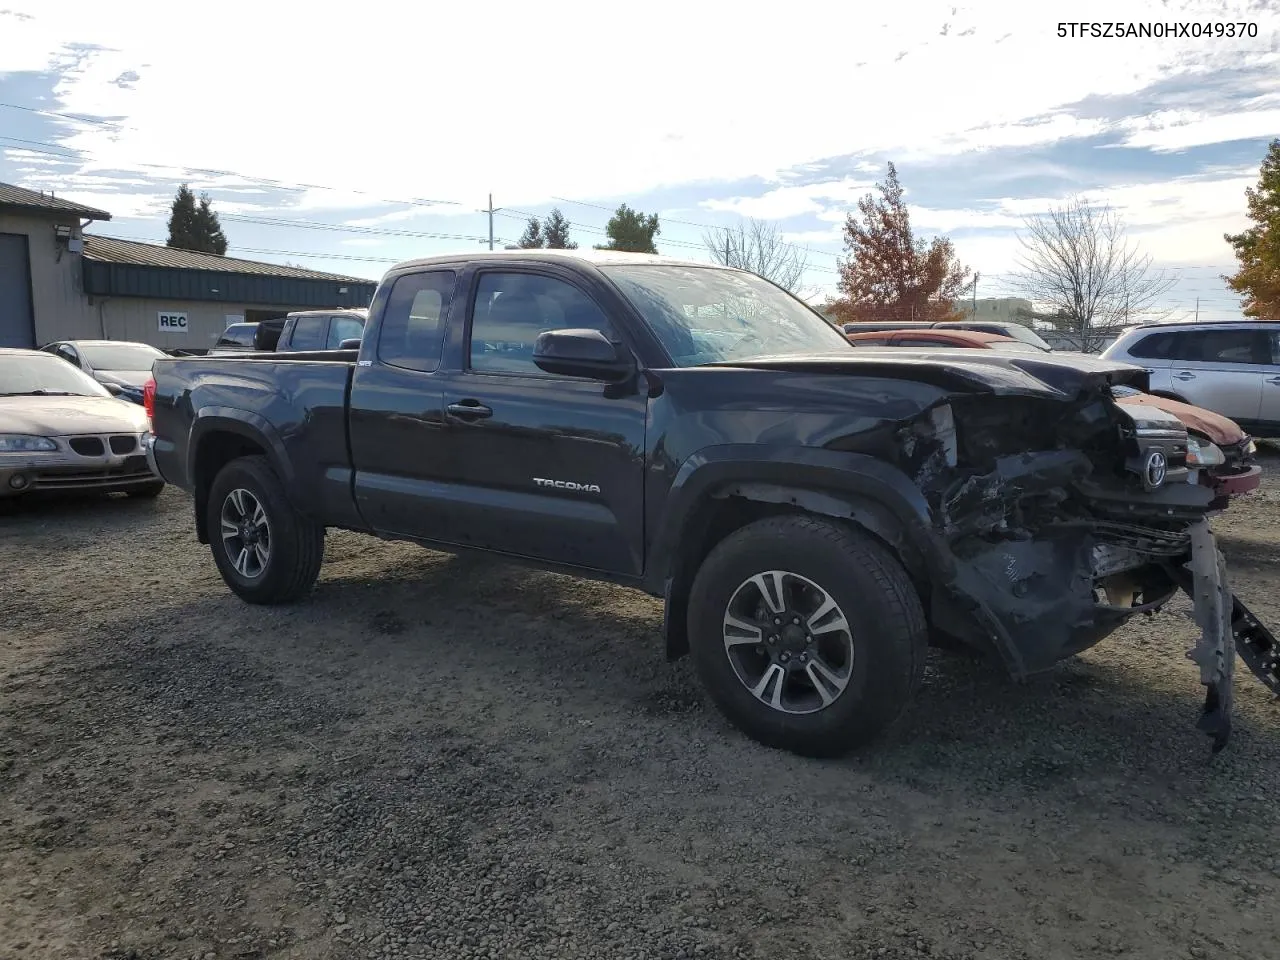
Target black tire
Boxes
[127,481,165,499]
[206,455,324,604]
[687,515,926,757]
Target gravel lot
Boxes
[2,464,1280,960]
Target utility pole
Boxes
[971,271,980,319]
[1195,297,1200,321]
[724,232,731,266]
[483,193,501,250]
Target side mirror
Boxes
[338,338,362,350]
[103,382,123,396]
[533,329,633,381]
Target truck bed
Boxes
[149,351,365,534]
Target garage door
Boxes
[0,232,36,349]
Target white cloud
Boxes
[1,0,1274,211]
[1122,107,1280,151]
[702,179,877,220]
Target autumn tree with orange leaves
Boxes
[827,163,971,323]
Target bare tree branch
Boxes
[1010,197,1175,352]
[703,218,810,294]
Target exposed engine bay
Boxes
[893,372,1280,753]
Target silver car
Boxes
[1101,320,1280,437]
[0,348,163,499]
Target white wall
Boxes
[98,298,273,350]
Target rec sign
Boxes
[158,311,189,334]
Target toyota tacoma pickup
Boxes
[144,251,1280,757]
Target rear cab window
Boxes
[377,271,458,372]
[287,315,327,351]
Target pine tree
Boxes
[543,208,577,249]
[166,184,200,251]
[596,203,660,254]
[1225,138,1280,318]
[167,184,228,255]
[518,217,545,248]
[194,193,228,256]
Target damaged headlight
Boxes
[1187,438,1225,468]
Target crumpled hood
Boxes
[94,369,151,389]
[1116,391,1245,445]
[0,395,149,436]
[710,349,1149,400]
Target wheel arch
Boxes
[652,451,947,662]
[189,411,296,544]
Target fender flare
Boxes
[647,445,953,659]
[188,408,298,541]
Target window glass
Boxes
[1127,332,1177,359]
[899,338,952,347]
[217,325,257,348]
[327,316,364,349]
[56,345,79,364]
[469,272,616,376]
[1175,329,1266,364]
[378,271,456,372]
[287,316,327,351]
[602,264,848,366]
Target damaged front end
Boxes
[892,376,1280,752]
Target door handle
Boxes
[1173,371,1197,381]
[447,400,492,421]
[1267,377,1280,386]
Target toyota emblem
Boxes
[1143,450,1168,490]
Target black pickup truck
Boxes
[145,250,1280,756]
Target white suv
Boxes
[1102,320,1280,437]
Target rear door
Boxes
[431,265,648,575]
[348,270,458,537]
[1255,328,1280,431]
[1167,327,1268,423]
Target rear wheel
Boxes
[687,515,926,757]
[206,455,324,604]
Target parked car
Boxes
[39,339,167,405]
[1101,320,1280,437]
[840,319,1054,352]
[277,309,367,352]
[848,328,1261,507]
[0,348,163,499]
[846,329,1042,351]
[145,250,1278,757]
[209,319,287,356]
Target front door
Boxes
[0,233,36,349]
[433,267,648,576]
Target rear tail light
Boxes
[143,377,156,420]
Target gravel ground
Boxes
[2,464,1279,960]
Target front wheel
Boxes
[687,515,926,757]
[206,455,325,604]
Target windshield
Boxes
[600,264,850,366]
[995,325,1052,351]
[0,353,112,397]
[988,339,1048,354]
[77,342,166,370]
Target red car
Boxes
[846,328,1261,507]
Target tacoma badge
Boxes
[534,477,602,493]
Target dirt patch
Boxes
[2,470,1279,959]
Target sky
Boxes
[0,0,1277,321]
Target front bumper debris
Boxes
[1177,520,1280,753]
